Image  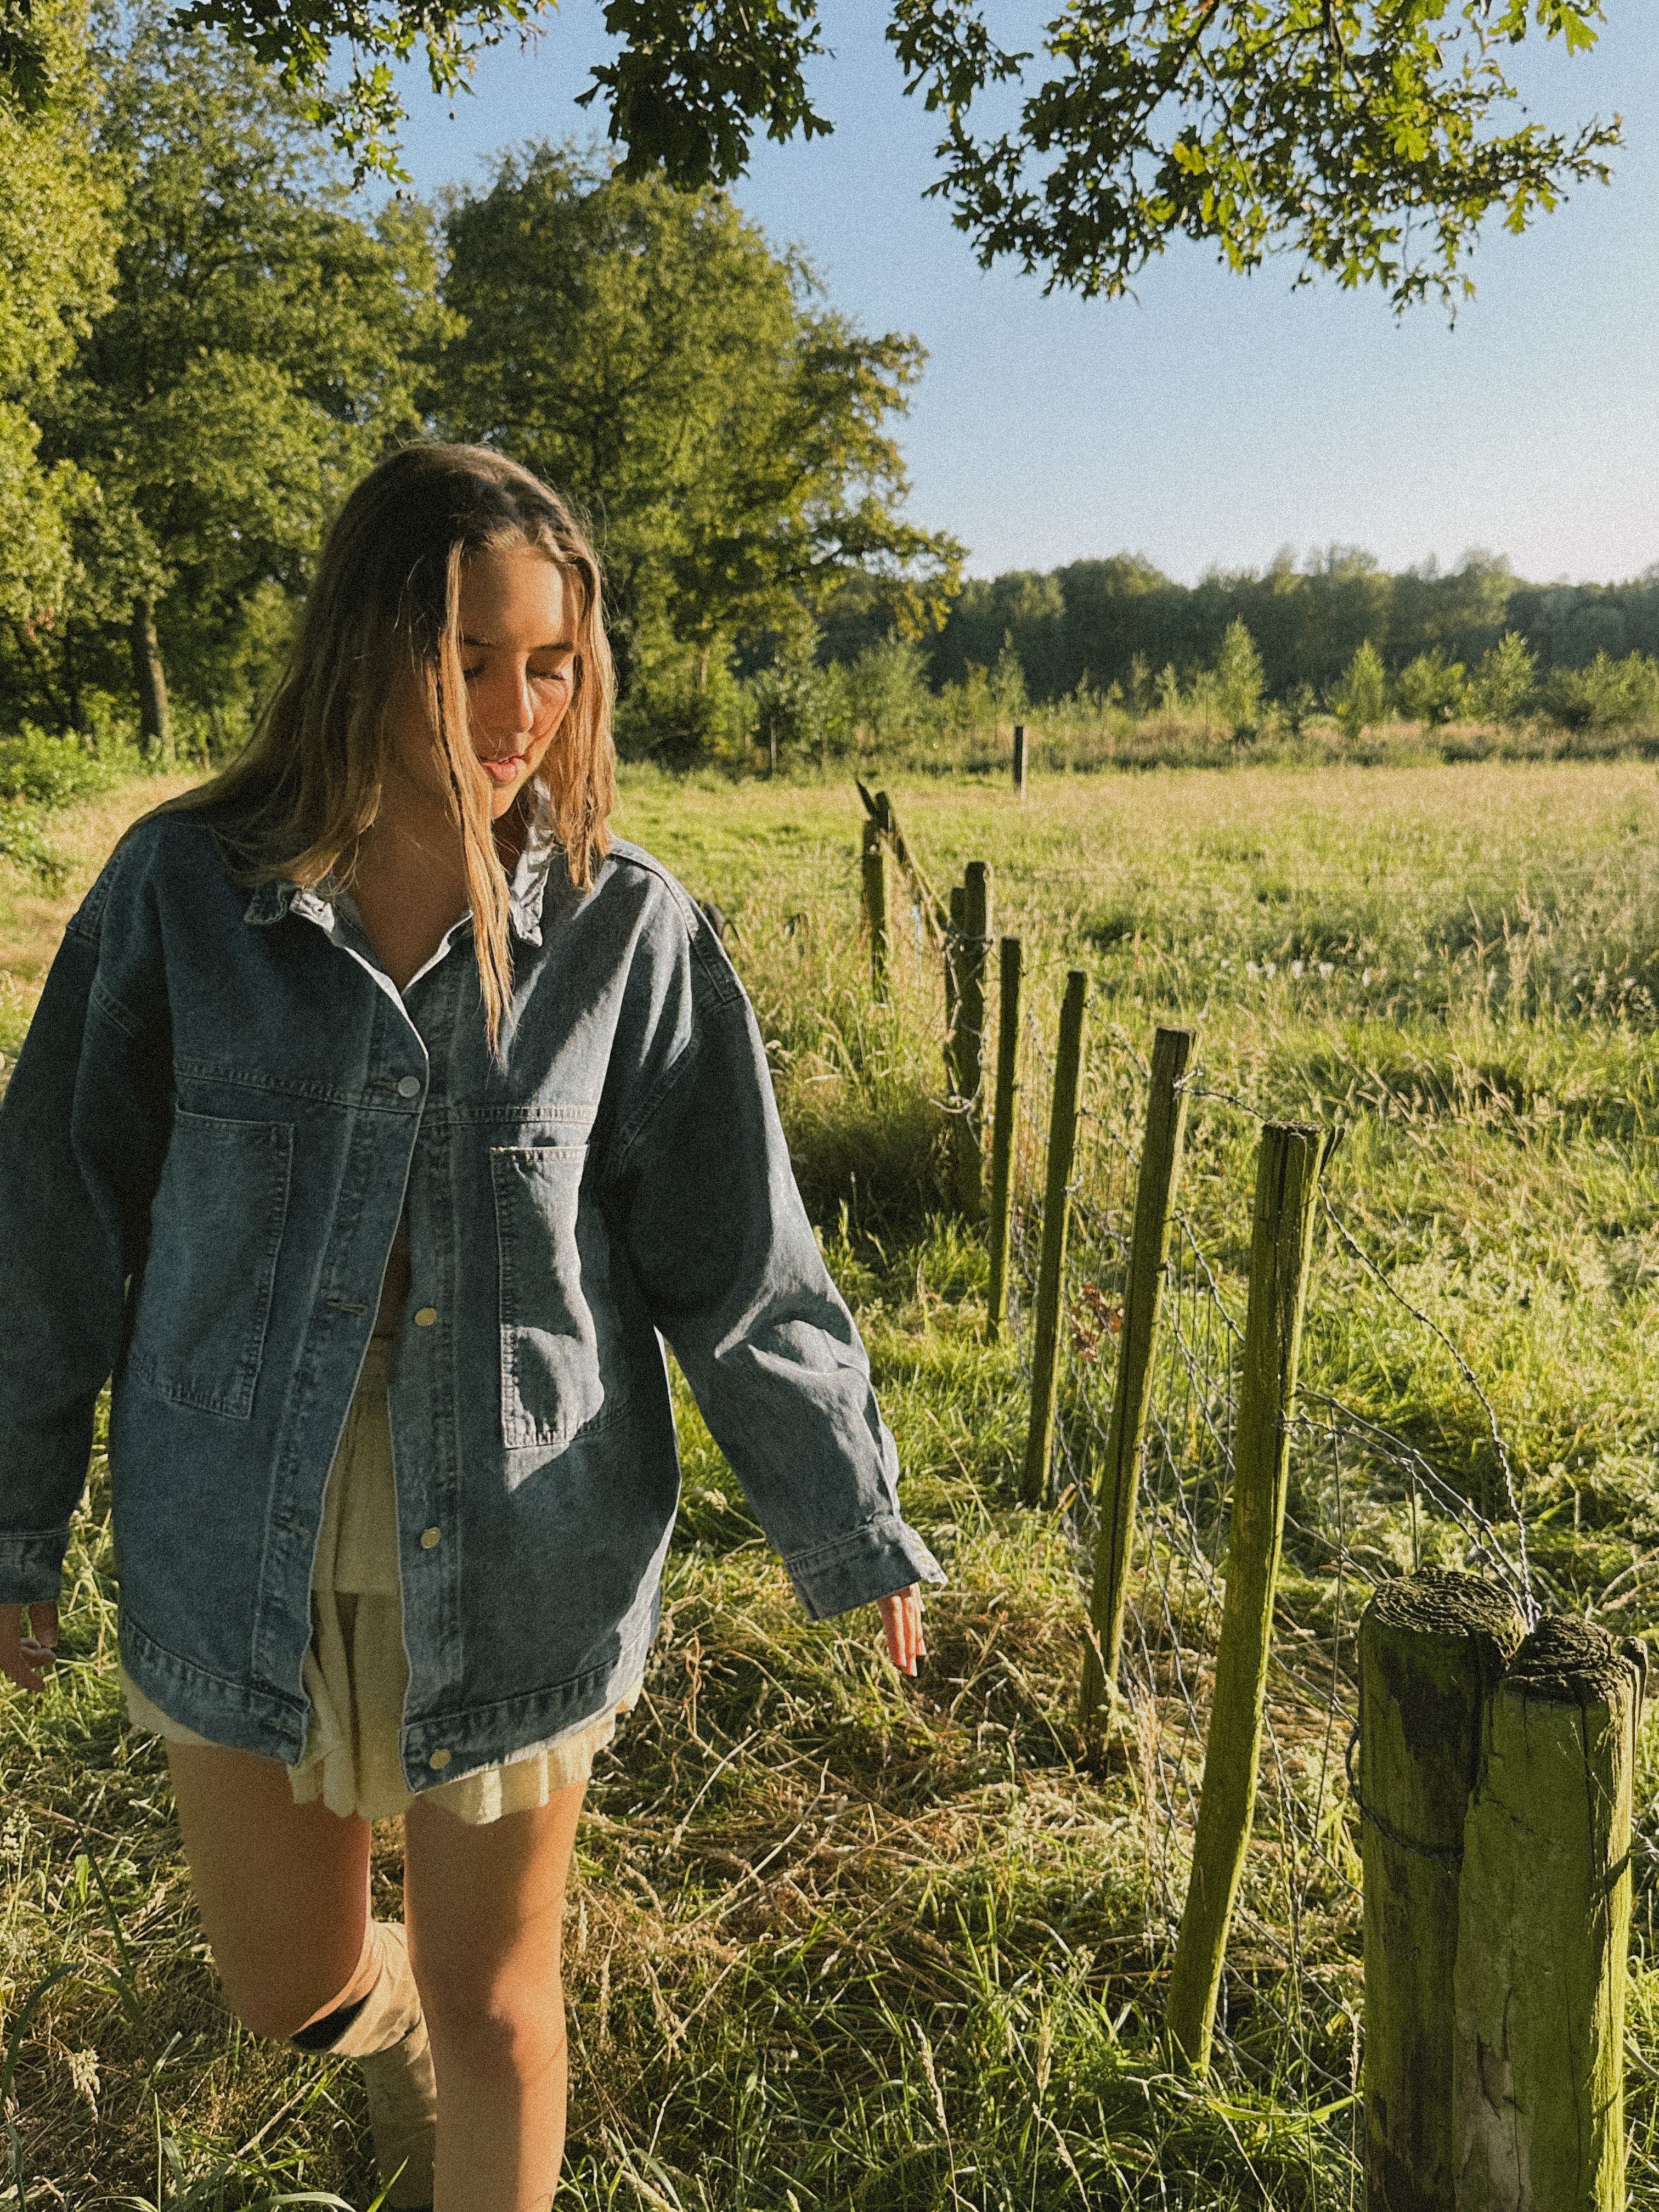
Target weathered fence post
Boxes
[1013,723,1028,798]
[1358,1570,1525,2212]
[1454,1616,1645,2212]
[1020,969,1088,1508]
[953,861,991,1216]
[1079,1025,1196,1726]
[1165,1121,1332,2071]
[945,881,966,1039]
[861,819,889,998]
[866,785,947,945]
[985,935,1023,1340]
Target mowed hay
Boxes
[5,757,1659,2204]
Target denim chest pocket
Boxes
[490,1144,620,1451]
[129,1110,294,1420]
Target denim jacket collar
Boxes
[241,792,560,946]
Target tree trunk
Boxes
[62,628,87,744]
[129,595,172,758]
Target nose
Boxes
[474,661,535,746]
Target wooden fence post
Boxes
[1358,1570,1525,2212]
[1164,1120,1332,2072]
[1454,1616,1645,2212]
[1020,969,1088,1508]
[1080,1025,1196,1726]
[945,881,966,1042]
[985,935,1023,1340]
[1013,724,1028,798]
[857,781,948,945]
[953,861,991,1217]
[861,819,888,998]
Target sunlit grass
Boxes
[7,756,1659,2204]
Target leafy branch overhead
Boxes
[5,2,1621,302]
[887,0,1622,309]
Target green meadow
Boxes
[5,755,1659,2207]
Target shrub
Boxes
[1468,631,1537,724]
[0,727,119,809]
[1213,618,1265,733]
[1542,651,1659,731]
[844,638,933,756]
[1330,640,1387,738]
[1395,650,1468,727]
[0,805,67,887]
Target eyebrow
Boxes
[460,634,577,653]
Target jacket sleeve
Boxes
[0,855,171,1603]
[603,894,944,1622]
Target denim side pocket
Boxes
[129,1110,294,1420]
[489,1144,614,1451]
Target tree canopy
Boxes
[929,546,1659,709]
[18,7,451,747]
[0,0,114,631]
[3,0,1619,309]
[437,146,960,724]
[1,19,953,757]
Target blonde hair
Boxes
[162,443,616,1054]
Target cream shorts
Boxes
[122,1340,641,1824]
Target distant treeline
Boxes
[912,551,1659,705]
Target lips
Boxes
[479,753,524,785]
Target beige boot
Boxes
[325,1922,437,2210]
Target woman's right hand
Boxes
[0,1602,58,1695]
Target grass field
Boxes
[5,757,1659,2207]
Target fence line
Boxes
[849,800,1643,2138]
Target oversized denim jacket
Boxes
[0,808,943,1791]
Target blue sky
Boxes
[380,3,1659,586]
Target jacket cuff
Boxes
[0,1527,70,1606]
[785,1514,946,1622]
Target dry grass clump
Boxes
[0,771,196,1069]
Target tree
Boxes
[0,0,114,637]
[436,145,960,724]
[32,7,453,750]
[1332,639,1387,737]
[1395,648,1468,727]
[4,1,1617,314]
[1469,630,1537,724]
[1212,618,1265,733]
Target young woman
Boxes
[0,444,940,2212]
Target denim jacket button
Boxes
[428,1747,452,1771]
[396,1075,421,1098]
[413,1307,438,1328]
[420,1526,442,1549]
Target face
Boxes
[386,544,577,822]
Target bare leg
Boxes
[404,1782,585,2212]
[164,1741,377,2037]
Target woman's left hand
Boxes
[879,1585,926,1677]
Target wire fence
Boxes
[996,991,1550,2139]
